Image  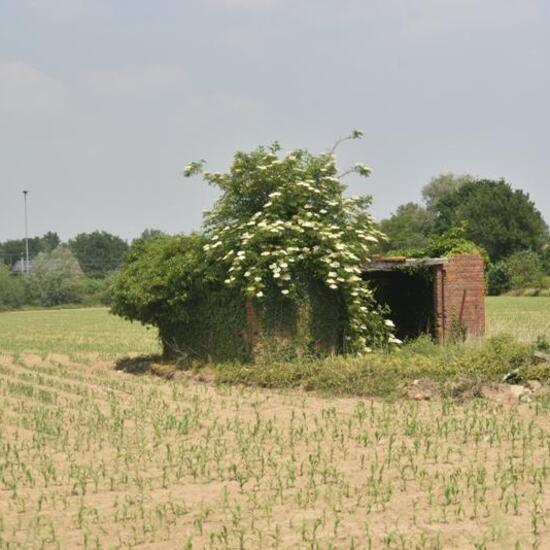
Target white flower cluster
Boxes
[199,147,400,353]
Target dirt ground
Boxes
[2,352,550,548]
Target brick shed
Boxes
[363,254,485,342]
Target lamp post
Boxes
[23,190,29,274]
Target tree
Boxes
[421,173,474,212]
[505,250,545,289]
[0,265,26,309]
[41,231,61,252]
[487,250,546,295]
[26,246,83,306]
[0,232,61,267]
[379,202,435,252]
[132,228,166,244]
[69,231,128,278]
[434,179,548,261]
[542,242,550,275]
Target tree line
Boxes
[0,229,163,309]
[1,173,549,311]
[379,175,550,295]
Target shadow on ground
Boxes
[114,355,216,382]
[115,355,176,378]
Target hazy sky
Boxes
[1,0,549,242]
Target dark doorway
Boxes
[363,269,435,341]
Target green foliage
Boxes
[488,250,546,295]
[26,246,84,307]
[111,233,249,360]
[187,140,396,354]
[379,202,434,251]
[69,231,128,278]
[541,242,550,274]
[434,179,548,261]
[387,225,484,262]
[111,234,206,331]
[81,273,116,305]
[381,174,548,266]
[421,173,474,212]
[0,266,26,310]
[486,262,512,296]
[505,250,545,289]
[424,224,485,259]
[216,336,534,398]
[133,228,166,244]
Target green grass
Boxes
[0,297,546,358]
[486,296,550,342]
[216,335,538,398]
[0,307,160,357]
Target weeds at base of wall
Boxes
[213,335,545,399]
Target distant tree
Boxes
[486,262,512,296]
[379,202,435,252]
[26,246,83,306]
[487,250,546,295]
[434,179,549,261]
[505,250,545,289]
[133,228,166,244]
[421,173,474,212]
[41,231,61,252]
[0,265,26,309]
[0,232,61,267]
[69,231,128,278]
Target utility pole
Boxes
[23,190,29,274]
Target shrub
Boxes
[81,273,116,305]
[487,261,512,295]
[487,250,546,295]
[111,233,249,361]
[505,250,545,289]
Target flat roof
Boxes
[362,257,446,272]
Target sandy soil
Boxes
[1,352,550,548]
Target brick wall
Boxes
[434,254,485,342]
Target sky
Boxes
[1,0,549,242]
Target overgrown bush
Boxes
[111,233,249,360]
[386,224,485,261]
[112,135,399,362]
